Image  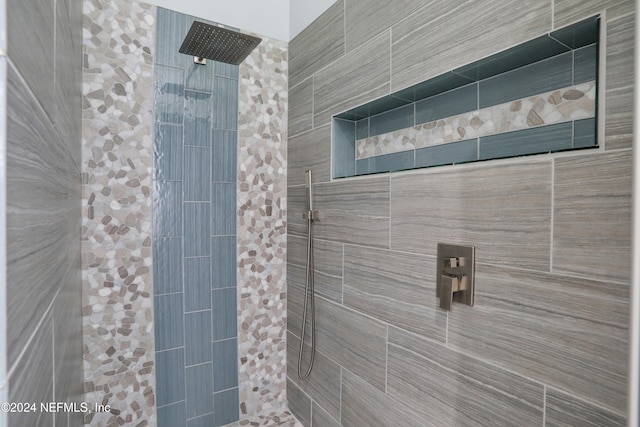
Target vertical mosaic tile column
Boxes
[153,7,241,426]
[82,0,156,425]
[237,36,289,418]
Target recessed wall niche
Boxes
[331,16,599,179]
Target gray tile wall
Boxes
[153,8,239,427]
[287,1,633,425]
[4,0,83,426]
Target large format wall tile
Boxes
[545,387,626,427]
[312,177,390,248]
[343,246,446,342]
[447,263,628,415]
[553,151,631,282]
[287,332,341,420]
[388,327,544,426]
[314,31,391,126]
[391,0,551,91]
[288,235,343,303]
[345,0,424,52]
[287,380,311,426]
[7,0,55,119]
[341,370,423,427]
[390,160,552,270]
[316,297,387,391]
[289,1,344,88]
[554,0,634,28]
[604,13,634,150]
[289,76,314,137]
[311,402,341,427]
[289,124,332,187]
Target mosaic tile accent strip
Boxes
[237,35,289,419]
[82,0,156,425]
[356,81,596,159]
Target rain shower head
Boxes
[179,21,262,65]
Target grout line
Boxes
[550,158,555,273]
[542,385,547,426]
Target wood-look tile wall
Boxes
[4,0,83,426]
[287,0,633,425]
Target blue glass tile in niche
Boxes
[333,15,599,179]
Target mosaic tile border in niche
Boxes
[82,0,156,426]
[356,81,596,159]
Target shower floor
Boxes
[223,410,303,427]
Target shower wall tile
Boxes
[214,61,239,79]
[344,0,424,52]
[478,122,573,160]
[155,349,186,407]
[479,52,572,108]
[7,313,53,427]
[185,63,215,93]
[211,130,237,182]
[332,118,356,178]
[211,236,236,288]
[447,263,628,415]
[155,7,188,67]
[415,83,477,125]
[185,311,213,366]
[369,104,414,136]
[82,1,156,424]
[343,246,446,342]
[554,0,634,28]
[286,282,312,343]
[213,388,240,426]
[289,124,332,187]
[213,76,239,130]
[287,332,341,420]
[387,327,544,426]
[311,177,390,248]
[414,139,478,167]
[573,44,598,84]
[289,76,314,137]
[186,363,214,418]
[545,387,626,427]
[154,294,185,351]
[213,338,238,391]
[573,117,597,148]
[157,402,186,427]
[341,370,422,427]
[314,31,390,126]
[184,257,212,312]
[187,414,215,427]
[211,183,236,235]
[154,123,183,180]
[287,380,311,427]
[238,34,288,420]
[153,238,183,295]
[604,13,634,150]
[287,235,343,303]
[8,0,54,119]
[311,402,341,427]
[553,150,631,283]
[316,297,387,391]
[154,180,183,238]
[155,64,185,124]
[212,287,237,341]
[289,0,344,88]
[391,0,552,91]
[390,161,552,270]
[184,202,211,256]
[184,146,211,201]
[185,90,213,147]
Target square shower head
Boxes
[179,21,262,65]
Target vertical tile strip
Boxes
[82,0,156,425]
[237,36,288,418]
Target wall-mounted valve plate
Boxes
[436,243,475,311]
